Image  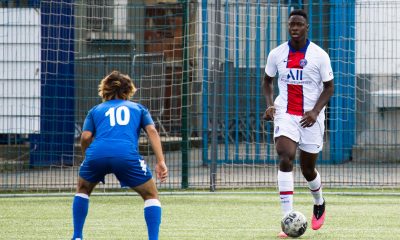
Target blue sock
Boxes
[72,193,89,240]
[144,199,162,240]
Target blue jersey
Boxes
[82,99,154,160]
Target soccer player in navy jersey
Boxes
[263,9,334,238]
[71,71,168,240]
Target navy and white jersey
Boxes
[265,40,334,116]
[82,99,154,161]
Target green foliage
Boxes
[0,194,398,239]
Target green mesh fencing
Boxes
[0,0,399,192]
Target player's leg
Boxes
[299,115,326,230]
[275,136,297,238]
[273,113,301,238]
[299,149,325,230]
[72,177,98,240]
[274,113,301,218]
[112,157,160,240]
[133,179,161,240]
[299,150,322,200]
[72,157,106,240]
[276,136,298,217]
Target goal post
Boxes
[29,1,76,166]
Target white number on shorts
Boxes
[139,159,147,175]
[105,106,130,126]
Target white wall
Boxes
[355,1,400,148]
[0,8,41,134]
[356,0,400,74]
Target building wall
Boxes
[0,8,40,134]
[355,1,400,146]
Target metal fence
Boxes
[0,0,399,192]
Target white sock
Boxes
[278,171,294,216]
[144,199,161,208]
[75,193,89,199]
[308,170,324,205]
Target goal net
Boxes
[0,0,399,191]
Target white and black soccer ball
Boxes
[281,211,308,238]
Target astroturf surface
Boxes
[0,193,398,239]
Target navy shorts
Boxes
[79,157,152,188]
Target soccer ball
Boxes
[281,211,308,238]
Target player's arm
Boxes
[80,131,93,157]
[312,80,334,114]
[144,125,168,183]
[263,74,276,120]
[81,108,95,157]
[300,80,334,128]
[301,51,334,128]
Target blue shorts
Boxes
[79,157,152,188]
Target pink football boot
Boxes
[311,199,326,230]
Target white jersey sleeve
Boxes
[265,50,277,77]
[319,51,334,82]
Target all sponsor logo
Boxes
[287,69,303,81]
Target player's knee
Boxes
[145,187,159,199]
[141,191,159,201]
[276,145,296,162]
[134,181,159,200]
[278,150,295,163]
[300,167,315,180]
[279,155,294,171]
[76,187,91,195]
[76,180,94,195]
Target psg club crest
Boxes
[299,59,307,67]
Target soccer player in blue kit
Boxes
[71,71,168,240]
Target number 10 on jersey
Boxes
[105,106,130,126]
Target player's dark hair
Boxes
[289,9,308,21]
[98,70,137,101]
